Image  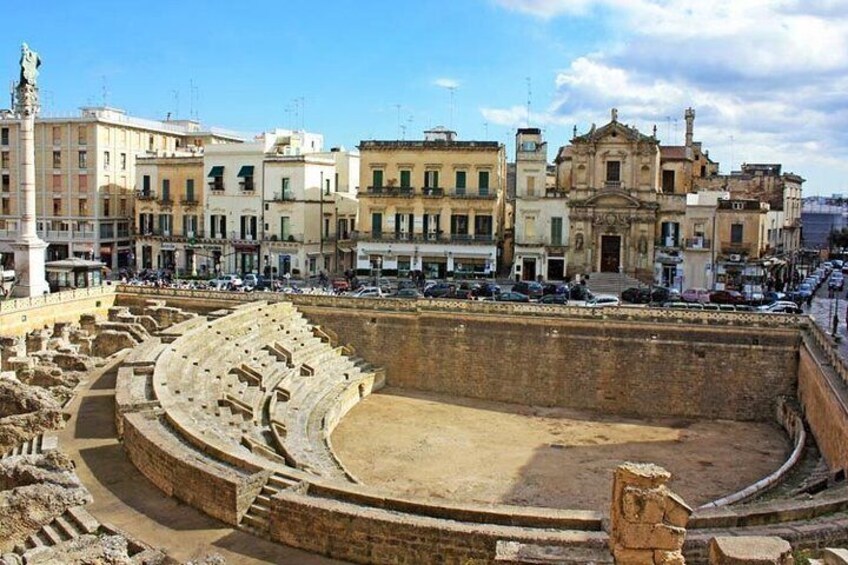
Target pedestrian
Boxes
[806,293,813,308]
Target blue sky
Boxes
[2,0,846,195]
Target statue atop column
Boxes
[16,43,41,116]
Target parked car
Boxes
[760,300,805,313]
[390,288,423,299]
[650,287,680,304]
[681,288,711,303]
[454,282,479,299]
[621,286,649,304]
[709,289,746,304]
[511,281,544,300]
[767,303,804,314]
[588,294,621,307]
[209,274,243,289]
[495,291,531,303]
[423,282,456,298]
[331,277,351,292]
[351,286,386,298]
[473,282,502,299]
[797,283,814,299]
[569,284,594,302]
[539,294,569,305]
[829,273,845,291]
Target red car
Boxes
[331,277,350,292]
[709,290,745,304]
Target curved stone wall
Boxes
[112,288,848,564]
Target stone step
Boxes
[268,474,297,490]
[39,523,63,545]
[250,503,271,518]
[241,512,268,531]
[66,505,100,535]
[53,515,79,540]
[824,548,848,565]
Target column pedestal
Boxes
[11,237,49,297]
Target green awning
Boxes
[207,165,224,177]
[237,165,255,178]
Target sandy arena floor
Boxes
[331,388,790,510]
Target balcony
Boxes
[158,197,173,207]
[721,241,752,255]
[364,186,416,197]
[272,191,295,202]
[421,187,444,197]
[545,187,567,198]
[684,237,711,250]
[655,237,682,250]
[450,188,496,199]
[604,180,622,189]
[136,190,156,201]
[239,179,255,192]
[352,231,495,244]
[208,181,225,192]
[181,198,199,207]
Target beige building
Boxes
[354,128,506,278]
[0,106,241,271]
[135,153,205,274]
[714,198,770,291]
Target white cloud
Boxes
[434,78,460,89]
[485,0,848,193]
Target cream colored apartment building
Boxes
[0,106,241,270]
[355,128,506,278]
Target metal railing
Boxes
[136,190,157,200]
[208,181,225,191]
[353,231,495,243]
[684,238,711,250]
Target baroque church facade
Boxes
[553,108,717,283]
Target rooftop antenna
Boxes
[395,104,402,139]
[189,79,197,120]
[171,89,179,119]
[9,81,14,111]
[526,77,532,127]
[447,86,456,129]
[665,116,671,142]
[729,135,735,173]
[673,118,679,143]
[484,121,489,138]
[298,96,305,130]
[101,76,109,107]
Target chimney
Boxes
[684,107,695,147]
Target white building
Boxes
[199,129,358,277]
[512,128,569,281]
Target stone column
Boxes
[11,44,49,298]
[609,462,692,565]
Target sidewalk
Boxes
[57,352,345,564]
[808,297,848,360]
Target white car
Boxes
[351,286,386,298]
[210,274,243,289]
[588,294,621,307]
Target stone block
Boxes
[612,547,655,565]
[709,536,793,564]
[623,486,666,524]
[655,550,685,565]
[615,463,671,490]
[91,330,137,358]
[824,548,848,565]
[618,524,686,551]
[664,491,692,528]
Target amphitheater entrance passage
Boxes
[600,235,621,272]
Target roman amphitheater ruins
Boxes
[2,285,848,564]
